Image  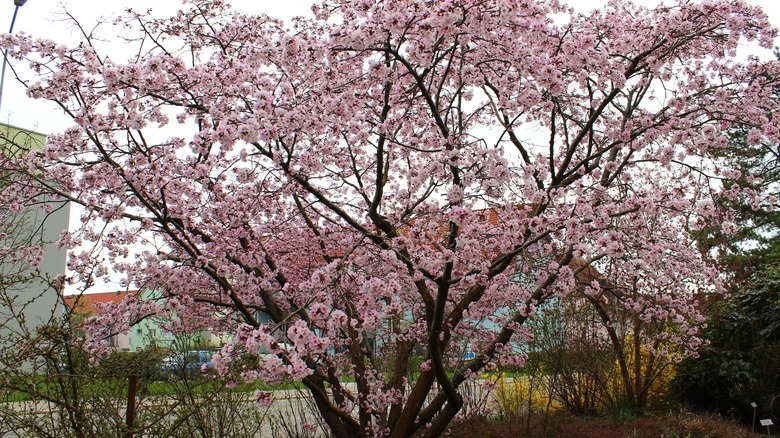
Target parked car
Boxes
[161,350,214,378]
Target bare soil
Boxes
[445,409,763,438]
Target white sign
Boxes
[760,419,774,427]
[752,402,758,408]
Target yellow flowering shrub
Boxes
[604,336,677,409]
[488,373,562,419]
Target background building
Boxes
[64,289,230,352]
[0,123,69,346]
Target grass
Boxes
[145,376,307,397]
[0,372,308,403]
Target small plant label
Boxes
[760,419,774,426]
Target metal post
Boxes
[0,1,27,114]
[124,374,138,438]
[752,402,758,433]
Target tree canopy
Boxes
[2,0,779,436]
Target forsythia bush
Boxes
[489,373,562,419]
[605,337,677,409]
[490,335,677,419]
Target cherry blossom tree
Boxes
[2,0,780,436]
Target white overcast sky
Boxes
[1,0,779,293]
[1,0,779,133]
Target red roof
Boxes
[63,290,138,316]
